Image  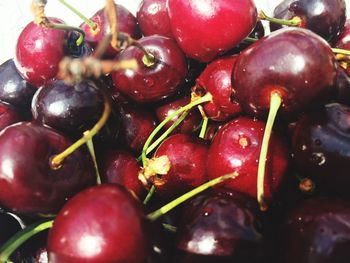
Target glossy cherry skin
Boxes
[335,19,350,49]
[271,0,346,42]
[155,96,202,134]
[112,35,187,102]
[167,0,257,62]
[278,198,350,263]
[137,0,173,38]
[0,122,95,214]
[48,184,150,263]
[195,55,241,121]
[333,65,350,104]
[99,149,145,198]
[233,28,337,118]
[15,18,67,87]
[0,59,36,109]
[175,189,262,263]
[80,4,141,58]
[207,117,289,203]
[116,103,157,153]
[292,103,350,196]
[0,103,23,131]
[152,134,208,199]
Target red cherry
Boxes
[206,117,289,203]
[15,18,68,87]
[167,0,257,62]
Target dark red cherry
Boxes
[335,19,350,49]
[233,28,336,118]
[48,184,150,262]
[167,0,257,62]
[155,96,202,134]
[333,65,350,104]
[278,198,350,263]
[112,35,188,102]
[175,189,262,263]
[99,149,145,198]
[150,134,208,199]
[270,0,346,42]
[207,117,289,203]
[292,103,350,196]
[80,4,141,58]
[195,55,241,121]
[15,18,68,87]
[116,103,157,153]
[0,102,23,131]
[65,31,93,58]
[0,122,95,214]
[0,59,36,109]
[137,0,174,38]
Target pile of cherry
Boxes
[1,0,350,262]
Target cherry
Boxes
[292,103,350,196]
[65,31,93,58]
[15,18,68,87]
[116,103,157,153]
[80,3,141,58]
[278,197,350,263]
[137,0,174,38]
[175,189,262,263]
[0,122,95,214]
[206,117,289,204]
[335,19,350,49]
[194,55,241,121]
[142,134,208,200]
[0,103,23,131]
[0,59,36,109]
[99,149,145,198]
[47,184,150,262]
[269,0,346,42]
[334,65,350,104]
[155,96,202,134]
[112,35,188,103]
[167,0,257,62]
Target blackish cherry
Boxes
[167,0,257,62]
[0,103,23,131]
[269,0,346,42]
[0,122,95,214]
[112,35,188,103]
[0,59,36,109]
[278,198,350,263]
[15,18,68,87]
[292,103,350,196]
[207,117,289,204]
[48,184,150,262]
[137,0,174,38]
[194,55,241,122]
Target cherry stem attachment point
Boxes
[0,220,53,263]
[50,94,111,169]
[58,0,97,30]
[147,172,239,222]
[257,92,282,211]
[197,105,208,139]
[258,10,302,27]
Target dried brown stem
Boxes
[105,0,119,50]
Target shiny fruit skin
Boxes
[195,55,241,121]
[233,27,336,118]
[335,19,350,49]
[0,122,95,214]
[167,0,257,62]
[15,18,67,87]
[48,184,150,263]
[207,117,289,202]
[112,35,187,103]
[0,103,23,131]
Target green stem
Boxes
[147,172,238,222]
[332,48,350,56]
[0,220,53,262]
[49,22,85,46]
[258,10,301,27]
[143,185,156,205]
[141,93,212,167]
[85,136,101,185]
[257,92,282,211]
[197,105,208,139]
[58,0,97,30]
[243,37,258,43]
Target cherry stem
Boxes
[143,185,156,205]
[48,22,85,46]
[85,134,101,185]
[197,105,208,139]
[243,37,258,44]
[0,220,53,262]
[332,48,350,57]
[141,93,212,167]
[258,10,301,27]
[105,0,119,50]
[50,93,111,169]
[58,0,97,30]
[257,92,282,211]
[147,172,239,222]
